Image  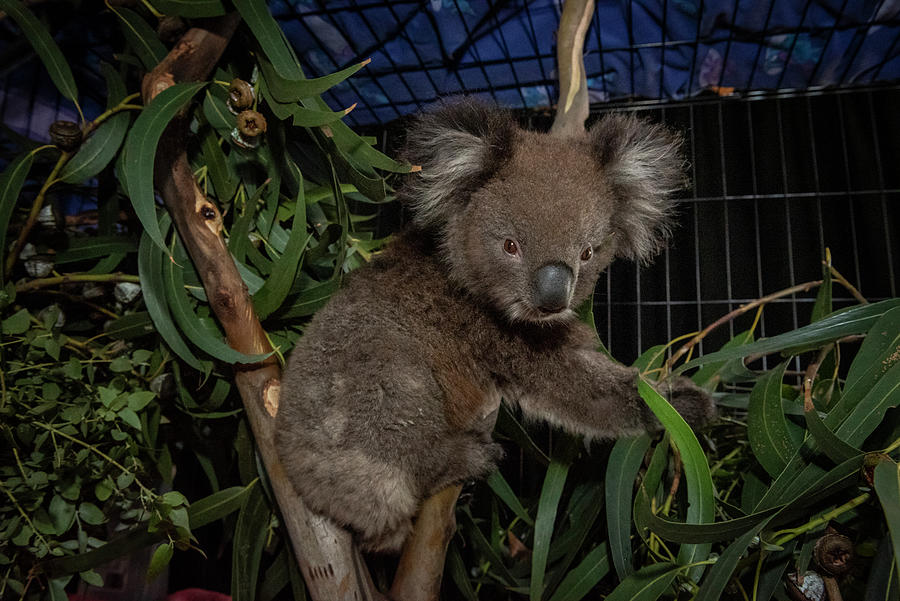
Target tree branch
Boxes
[142,15,380,601]
[550,0,595,138]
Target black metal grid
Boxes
[589,86,900,366]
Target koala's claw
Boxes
[656,376,717,428]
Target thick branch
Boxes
[142,16,379,601]
[550,0,595,138]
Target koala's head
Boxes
[401,100,685,325]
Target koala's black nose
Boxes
[533,263,573,313]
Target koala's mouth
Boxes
[506,300,576,325]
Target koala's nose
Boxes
[532,263,573,313]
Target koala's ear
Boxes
[401,100,517,228]
[589,114,686,263]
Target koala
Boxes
[276,101,715,554]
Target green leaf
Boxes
[2,308,30,335]
[530,457,570,601]
[0,152,35,282]
[458,508,517,587]
[110,6,166,71]
[48,577,70,601]
[485,470,533,526]
[803,406,861,464]
[118,407,142,430]
[810,257,832,323]
[123,82,207,253]
[604,562,680,601]
[638,378,714,579]
[154,0,225,17]
[78,502,106,526]
[632,345,667,377]
[274,277,340,319]
[48,494,76,535]
[80,570,103,587]
[258,55,370,104]
[692,328,756,388]
[694,517,776,601]
[232,483,270,601]
[874,459,900,578]
[679,299,900,372]
[59,65,130,183]
[606,434,651,580]
[748,362,799,477]
[253,162,310,318]
[547,543,610,601]
[835,361,900,447]
[128,391,156,412]
[147,543,173,581]
[59,111,129,183]
[137,216,205,370]
[232,0,303,79]
[200,126,237,201]
[189,485,252,530]
[544,481,605,597]
[0,0,78,105]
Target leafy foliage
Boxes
[1,0,401,597]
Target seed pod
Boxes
[237,110,267,138]
[814,533,854,576]
[49,120,83,151]
[228,78,255,113]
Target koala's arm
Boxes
[496,329,715,439]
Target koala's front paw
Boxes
[655,377,717,429]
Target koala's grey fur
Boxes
[276,101,715,553]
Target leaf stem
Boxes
[0,480,49,548]
[665,280,823,372]
[15,272,140,293]
[828,264,868,305]
[31,422,156,498]
[5,150,71,274]
[772,493,870,545]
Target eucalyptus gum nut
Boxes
[236,110,266,137]
[24,255,53,278]
[49,120,82,151]
[228,78,254,113]
[814,533,853,576]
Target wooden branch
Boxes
[550,0,595,138]
[391,487,462,601]
[143,16,379,601]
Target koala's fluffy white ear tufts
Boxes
[589,113,687,263]
[401,100,517,229]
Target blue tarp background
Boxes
[271,0,900,125]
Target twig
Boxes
[15,272,139,293]
[803,344,833,412]
[665,280,822,371]
[5,151,70,275]
[829,264,868,305]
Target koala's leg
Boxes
[501,346,715,440]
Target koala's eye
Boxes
[503,239,519,256]
[581,246,593,261]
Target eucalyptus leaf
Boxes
[123,82,207,254]
[0,152,35,282]
[109,6,167,71]
[748,362,799,478]
[606,434,650,580]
